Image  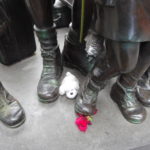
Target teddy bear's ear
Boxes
[59,86,65,95]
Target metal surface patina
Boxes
[75,0,150,124]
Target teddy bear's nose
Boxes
[70,92,73,95]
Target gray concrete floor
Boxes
[0,28,150,150]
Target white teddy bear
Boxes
[59,72,80,99]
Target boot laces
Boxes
[117,81,137,107]
[41,46,58,78]
[42,64,56,79]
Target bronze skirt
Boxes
[95,0,150,42]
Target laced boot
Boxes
[75,47,112,115]
[136,69,150,107]
[0,82,25,127]
[110,80,146,124]
[75,77,105,115]
[35,26,63,103]
[62,26,95,75]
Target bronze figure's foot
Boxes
[0,82,25,128]
[35,26,63,103]
[75,78,105,115]
[111,81,146,124]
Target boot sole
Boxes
[38,94,59,103]
[110,86,143,124]
[74,103,96,116]
[75,106,87,116]
[2,115,26,128]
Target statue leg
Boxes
[62,0,95,75]
[117,42,150,107]
[110,42,150,123]
[25,0,63,103]
[75,39,146,124]
[25,0,53,28]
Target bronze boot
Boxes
[136,68,150,106]
[62,27,95,75]
[35,26,63,103]
[110,80,146,124]
[0,82,25,128]
[75,78,105,115]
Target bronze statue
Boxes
[75,0,150,124]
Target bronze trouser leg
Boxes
[91,39,140,84]
[25,0,53,28]
[120,42,150,88]
[72,0,94,41]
